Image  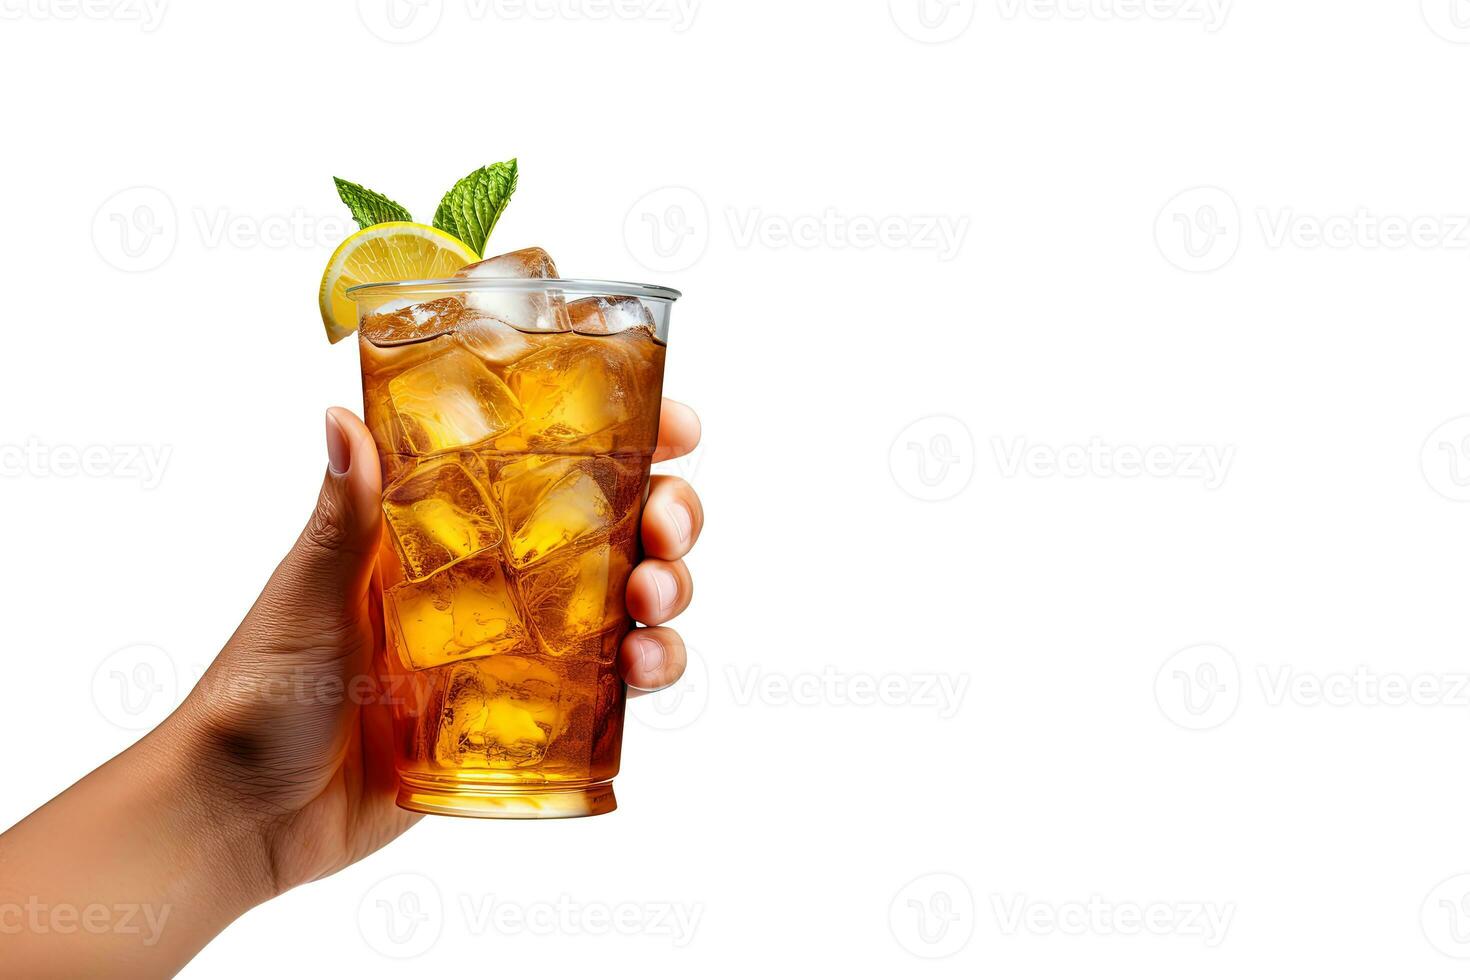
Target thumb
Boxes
[256,408,383,631]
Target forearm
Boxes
[0,711,275,978]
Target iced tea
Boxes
[351,249,675,818]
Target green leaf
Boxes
[332,177,413,230]
[432,159,518,257]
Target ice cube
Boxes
[493,455,640,568]
[361,349,423,463]
[360,296,467,347]
[518,531,637,656]
[382,456,502,581]
[455,313,539,368]
[386,554,527,670]
[568,295,656,337]
[455,246,559,280]
[431,656,568,768]
[454,247,570,334]
[360,310,462,463]
[603,329,666,451]
[506,337,645,449]
[388,347,522,453]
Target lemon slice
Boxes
[319,222,478,343]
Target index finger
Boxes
[653,398,701,463]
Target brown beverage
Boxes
[352,248,673,818]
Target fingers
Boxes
[244,408,383,640]
[631,412,699,694]
[624,558,693,626]
[641,476,704,561]
[653,399,701,463]
[618,626,687,693]
[294,408,383,596]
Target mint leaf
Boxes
[432,159,518,257]
[333,177,413,229]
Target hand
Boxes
[179,398,705,894]
[0,398,703,977]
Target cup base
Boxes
[395,774,617,819]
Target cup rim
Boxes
[346,277,682,303]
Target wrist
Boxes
[0,706,283,975]
[137,708,283,916]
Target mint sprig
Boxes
[332,178,413,230]
[432,159,518,258]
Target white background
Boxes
[3,0,1470,975]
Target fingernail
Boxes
[666,501,693,545]
[634,635,665,675]
[325,411,351,476]
[650,567,678,614]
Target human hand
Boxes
[176,398,704,896]
[0,399,702,977]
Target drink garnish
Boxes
[319,160,519,343]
